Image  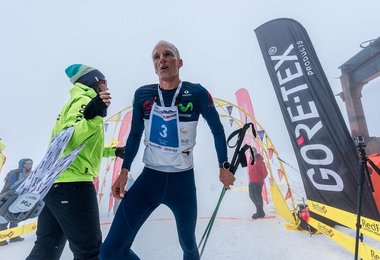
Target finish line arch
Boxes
[98,91,301,230]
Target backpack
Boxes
[1,170,19,194]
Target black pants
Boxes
[100,167,199,260]
[26,182,101,260]
[0,221,19,231]
[248,182,264,214]
[0,222,20,240]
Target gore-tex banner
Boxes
[255,18,380,220]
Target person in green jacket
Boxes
[27,64,125,260]
[0,139,6,174]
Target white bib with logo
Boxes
[143,83,193,171]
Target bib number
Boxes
[160,124,168,138]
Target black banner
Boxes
[255,18,380,221]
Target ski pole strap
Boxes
[226,122,256,149]
[237,144,255,168]
[227,123,256,174]
[226,128,242,149]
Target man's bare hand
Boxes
[99,91,111,107]
[112,169,128,199]
[219,168,235,190]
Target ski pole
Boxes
[198,187,226,256]
[198,123,256,257]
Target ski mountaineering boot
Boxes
[9,236,24,243]
[252,210,265,219]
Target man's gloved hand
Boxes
[115,146,126,158]
[83,95,108,120]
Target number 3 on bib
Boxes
[160,124,168,138]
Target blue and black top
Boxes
[122,81,228,172]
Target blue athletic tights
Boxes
[100,167,200,260]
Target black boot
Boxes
[252,210,265,219]
[0,240,8,246]
[9,236,24,243]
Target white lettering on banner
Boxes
[297,41,315,75]
[271,44,298,71]
[269,43,343,192]
[277,62,303,85]
[287,101,319,122]
[300,144,333,165]
[295,121,323,141]
[281,83,308,101]
[307,168,344,191]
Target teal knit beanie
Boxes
[65,64,105,87]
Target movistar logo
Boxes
[178,102,193,112]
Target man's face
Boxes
[152,44,183,80]
[23,160,33,171]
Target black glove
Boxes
[115,146,126,158]
[83,95,108,120]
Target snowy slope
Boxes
[0,186,353,260]
[0,122,356,259]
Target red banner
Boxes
[235,88,268,204]
[108,111,132,214]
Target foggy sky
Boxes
[1,0,379,175]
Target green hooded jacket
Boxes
[0,139,6,173]
[52,83,115,183]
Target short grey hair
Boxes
[152,40,181,59]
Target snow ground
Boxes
[0,187,353,260]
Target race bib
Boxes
[149,109,179,149]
